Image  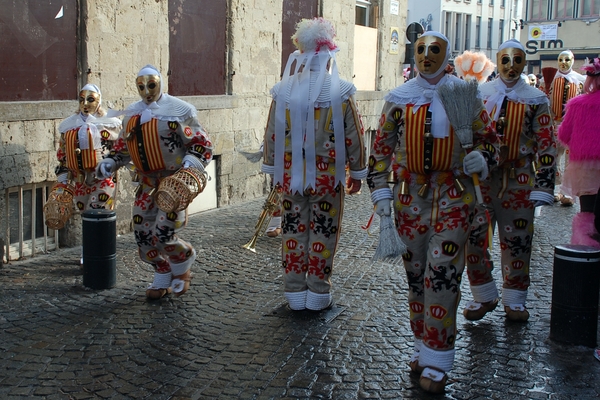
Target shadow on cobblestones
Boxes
[1,191,599,399]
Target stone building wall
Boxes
[0,0,407,259]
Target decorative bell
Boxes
[509,167,516,179]
[387,170,397,184]
[417,183,429,198]
[399,180,410,195]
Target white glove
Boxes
[375,200,391,217]
[56,172,68,184]
[95,158,116,179]
[463,151,486,176]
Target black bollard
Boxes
[82,209,117,290]
[550,244,600,347]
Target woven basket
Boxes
[44,183,75,230]
[156,167,207,213]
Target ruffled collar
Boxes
[124,93,196,123]
[480,78,549,119]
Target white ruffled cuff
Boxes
[170,249,197,276]
[470,281,499,303]
[419,346,455,373]
[182,155,205,171]
[529,191,554,205]
[148,272,172,290]
[371,187,393,204]
[349,168,368,180]
[502,287,527,306]
[285,290,307,310]
[261,164,275,175]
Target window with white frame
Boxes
[465,15,472,50]
[487,18,493,49]
[356,0,378,27]
[581,0,600,16]
[530,0,550,20]
[498,19,504,47]
[455,14,462,52]
[476,16,481,48]
[444,11,452,38]
[554,0,575,18]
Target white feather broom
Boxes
[437,80,484,203]
[372,214,407,262]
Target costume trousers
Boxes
[73,177,116,211]
[281,189,344,295]
[466,167,535,292]
[395,180,474,351]
[132,185,194,274]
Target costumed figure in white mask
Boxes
[366,31,500,393]
[55,84,122,262]
[549,50,585,206]
[261,18,367,312]
[463,39,556,324]
[97,65,213,299]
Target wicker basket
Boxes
[44,183,75,230]
[156,167,207,213]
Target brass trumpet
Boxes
[242,184,283,252]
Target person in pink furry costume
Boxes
[557,57,600,248]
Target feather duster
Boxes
[454,51,496,83]
[373,214,407,262]
[437,80,484,203]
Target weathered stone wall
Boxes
[0,0,407,258]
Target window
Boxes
[487,18,493,49]
[454,14,462,52]
[0,1,77,101]
[498,19,504,47]
[530,0,550,20]
[478,0,483,5]
[581,0,600,15]
[554,0,576,17]
[465,15,472,50]
[168,1,227,95]
[490,0,494,5]
[475,17,481,48]
[356,0,378,27]
[501,0,506,7]
[444,11,452,38]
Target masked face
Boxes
[558,52,574,73]
[79,90,100,115]
[415,35,448,77]
[136,75,161,104]
[497,48,526,83]
[528,74,537,86]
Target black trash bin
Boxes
[550,244,600,347]
[82,209,117,290]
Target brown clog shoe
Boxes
[463,298,499,321]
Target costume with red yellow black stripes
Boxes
[465,75,555,321]
[367,72,499,366]
[101,65,213,299]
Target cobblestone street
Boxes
[1,190,599,399]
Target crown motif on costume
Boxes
[292,17,337,53]
[581,57,600,76]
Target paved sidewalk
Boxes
[1,190,599,399]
